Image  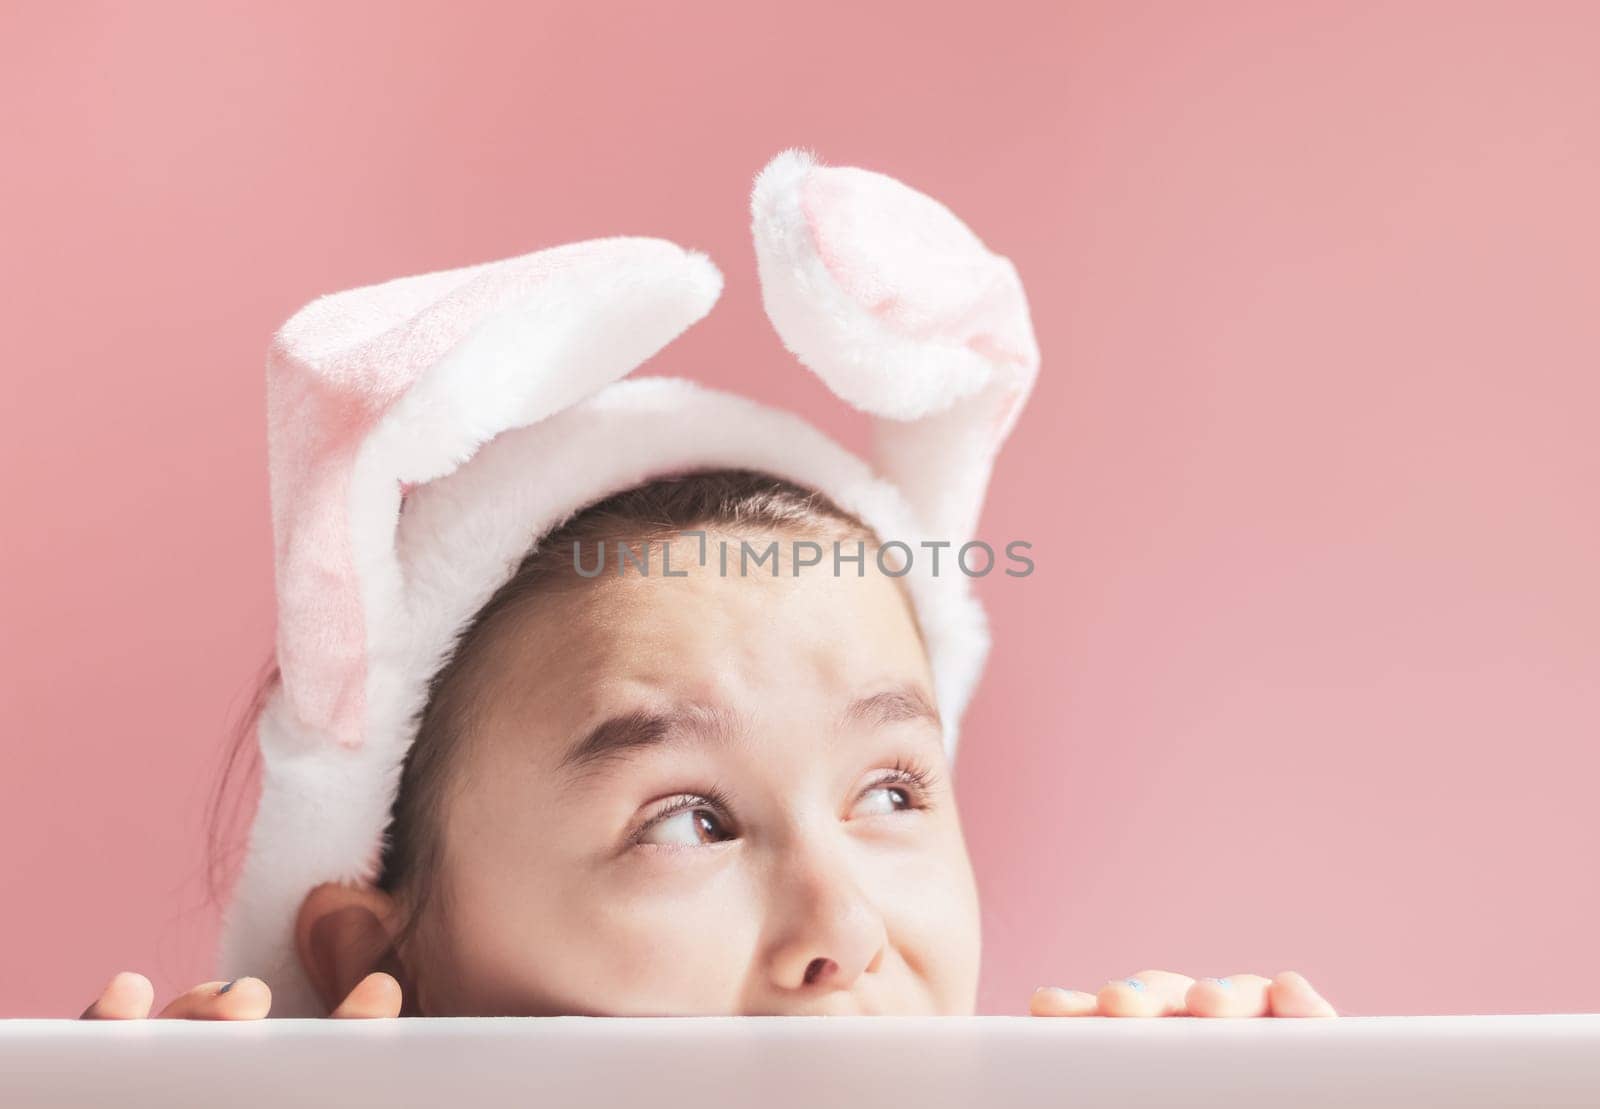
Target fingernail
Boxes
[1123,977,1146,991]
[218,978,238,995]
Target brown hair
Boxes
[210,467,902,958]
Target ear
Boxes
[293,881,407,1015]
[750,150,1039,544]
[267,237,723,750]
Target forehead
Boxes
[469,532,934,765]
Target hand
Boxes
[1029,968,1337,1018]
[77,971,402,1019]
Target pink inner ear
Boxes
[800,165,1001,343]
[272,368,405,750]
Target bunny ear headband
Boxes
[220,149,1040,1014]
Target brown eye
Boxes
[639,804,733,847]
[692,809,730,842]
[850,784,913,818]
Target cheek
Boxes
[871,824,983,1010]
[585,866,764,1010]
[435,851,767,1016]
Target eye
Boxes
[848,761,936,821]
[851,784,914,818]
[635,800,734,847]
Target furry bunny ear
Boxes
[266,237,723,749]
[750,149,1039,545]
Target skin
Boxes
[82,529,1336,1020]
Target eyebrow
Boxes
[838,683,944,734]
[558,700,741,776]
[557,683,943,776]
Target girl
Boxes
[79,151,1336,1022]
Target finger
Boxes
[1269,970,1338,1017]
[1097,968,1195,1017]
[330,972,403,1019]
[1185,974,1273,1017]
[1029,986,1100,1017]
[157,977,272,1020]
[80,972,155,1019]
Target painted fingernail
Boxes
[1123,977,1146,991]
[218,979,238,995]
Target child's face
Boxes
[413,532,982,1016]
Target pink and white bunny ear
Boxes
[750,149,1039,545]
[266,237,723,749]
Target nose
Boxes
[763,851,888,995]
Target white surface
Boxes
[3,1015,1597,1108]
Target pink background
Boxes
[3,1,1597,1018]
